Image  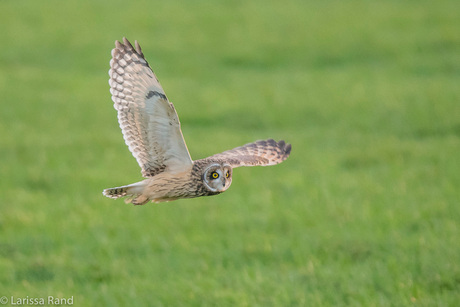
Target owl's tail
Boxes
[102,181,149,205]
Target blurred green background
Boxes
[1,0,459,305]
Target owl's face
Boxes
[202,163,233,193]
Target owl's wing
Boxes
[109,38,193,177]
[208,139,291,168]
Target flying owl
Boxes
[103,38,291,205]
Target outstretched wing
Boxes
[207,139,291,168]
[109,38,193,177]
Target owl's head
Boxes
[202,163,233,193]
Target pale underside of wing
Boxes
[207,139,291,168]
[109,38,193,177]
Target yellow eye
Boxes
[225,172,229,178]
[211,172,219,179]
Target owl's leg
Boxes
[130,195,149,205]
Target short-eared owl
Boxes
[103,38,291,205]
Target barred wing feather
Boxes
[108,38,193,177]
[208,139,291,168]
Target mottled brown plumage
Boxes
[103,38,291,205]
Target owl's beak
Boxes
[217,183,226,192]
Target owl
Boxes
[103,38,291,205]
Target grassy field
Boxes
[1,0,459,305]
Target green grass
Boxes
[1,0,459,305]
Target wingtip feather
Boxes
[114,37,145,58]
[135,40,143,56]
[115,40,123,49]
[284,142,292,157]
